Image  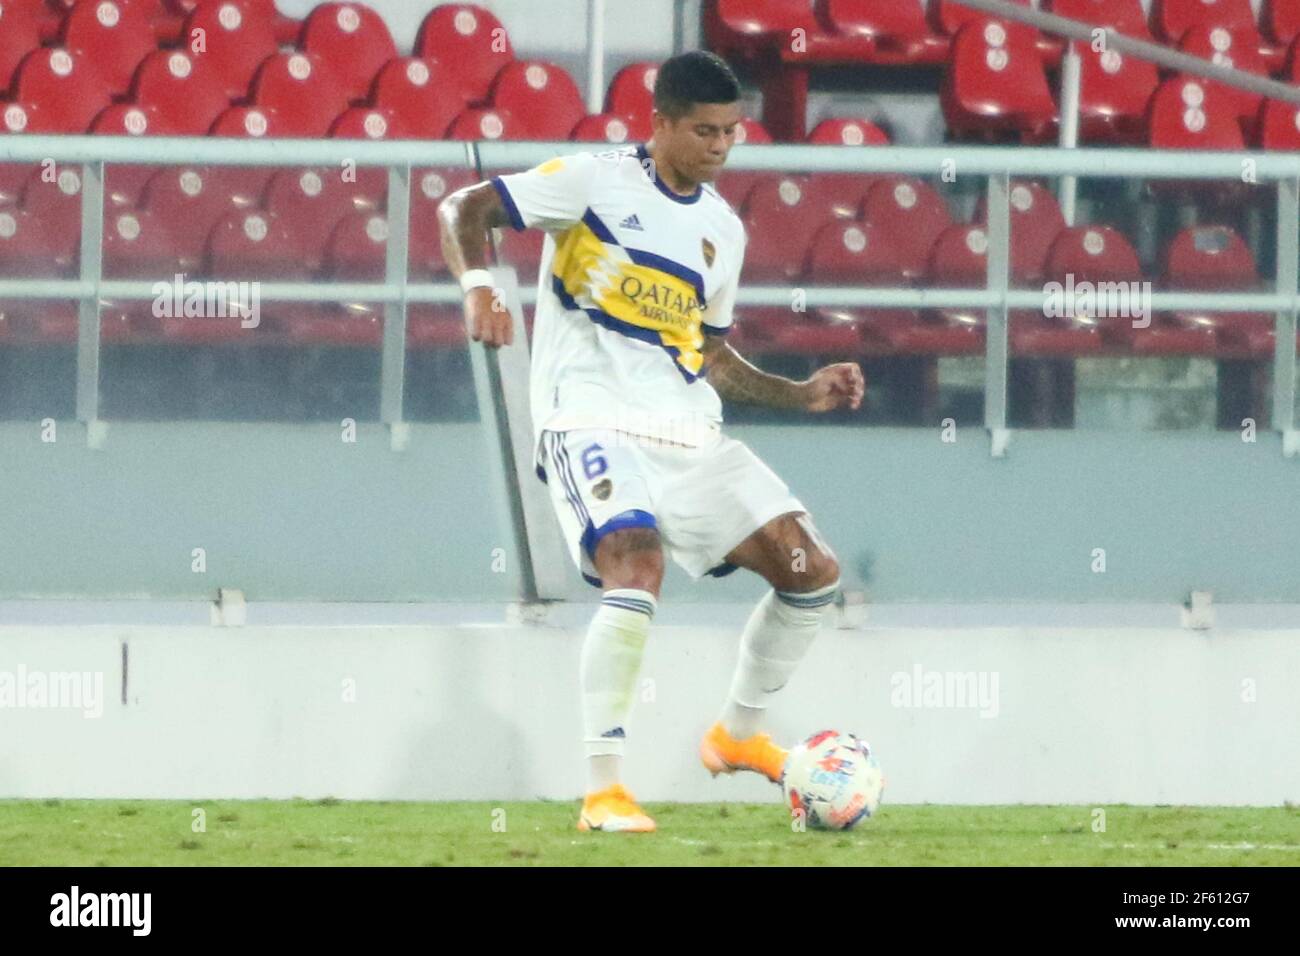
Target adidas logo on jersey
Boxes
[618,214,644,231]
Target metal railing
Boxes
[1,136,1298,457]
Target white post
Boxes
[586,0,607,115]
[1057,42,1081,227]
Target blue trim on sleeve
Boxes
[702,324,731,336]
[582,508,658,559]
[490,176,526,231]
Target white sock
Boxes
[720,581,839,739]
[581,588,656,793]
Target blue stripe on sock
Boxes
[776,582,840,609]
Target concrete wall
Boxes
[1,618,1296,804]
[2,422,1297,604]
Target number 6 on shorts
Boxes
[580,443,607,480]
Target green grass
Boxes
[2,800,1298,866]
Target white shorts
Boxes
[537,428,806,587]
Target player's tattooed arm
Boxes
[436,181,510,278]
[701,337,806,409]
[437,182,515,348]
[702,338,865,413]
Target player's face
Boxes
[657,102,743,184]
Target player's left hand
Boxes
[802,362,865,413]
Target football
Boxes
[782,730,884,830]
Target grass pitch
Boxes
[2,800,1297,866]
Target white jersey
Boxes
[490,144,747,460]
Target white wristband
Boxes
[460,269,495,294]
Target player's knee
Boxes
[772,515,839,593]
[594,527,664,595]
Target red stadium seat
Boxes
[0,204,78,340]
[922,223,1002,345]
[415,3,514,107]
[15,47,113,132]
[860,176,954,280]
[0,207,75,276]
[182,1,279,100]
[445,107,516,141]
[805,219,906,283]
[800,169,879,220]
[932,0,1062,62]
[329,107,408,204]
[60,0,156,94]
[1046,224,1142,283]
[0,1,43,91]
[1151,0,1259,44]
[90,102,170,135]
[1263,0,1300,46]
[603,61,657,128]
[239,0,300,44]
[1147,76,1245,150]
[933,0,1032,37]
[1074,41,1159,144]
[276,209,389,346]
[197,209,312,339]
[798,130,892,234]
[742,175,844,281]
[20,164,83,263]
[817,0,951,64]
[0,103,39,204]
[251,52,351,137]
[1037,225,1162,353]
[99,207,184,340]
[91,104,178,207]
[209,104,277,137]
[489,61,586,140]
[974,180,1067,284]
[264,166,373,273]
[1178,26,1268,133]
[131,49,231,134]
[329,106,408,140]
[1257,97,1300,148]
[300,2,397,102]
[570,113,636,143]
[141,165,242,268]
[703,0,878,138]
[805,117,890,145]
[205,105,280,205]
[941,21,1058,141]
[704,0,819,58]
[1162,224,1270,354]
[371,57,461,139]
[1045,0,1151,38]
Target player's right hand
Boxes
[464,285,513,348]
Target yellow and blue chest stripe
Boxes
[550,209,718,382]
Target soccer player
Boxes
[438,50,864,832]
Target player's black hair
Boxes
[652,50,740,120]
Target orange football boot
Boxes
[699,721,789,784]
[576,783,656,833]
